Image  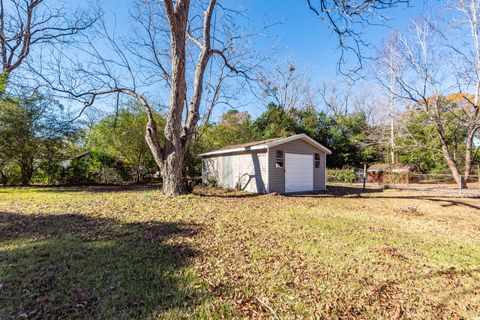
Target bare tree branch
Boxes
[307,0,409,75]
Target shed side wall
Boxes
[202,151,268,193]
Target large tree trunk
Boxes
[161,148,187,196]
[146,136,188,196]
[20,165,33,186]
[158,0,190,196]
[139,0,215,196]
[0,70,9,96]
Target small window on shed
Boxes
[314,153,321,168]
[276,150,284,168]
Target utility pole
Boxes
[389,87,395,164]
[389,41,396,165]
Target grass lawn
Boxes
[0,185,479,319]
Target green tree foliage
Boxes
[58,150,119,185]
[185,110,259,178]
[87,103,165,181]
[327,168,358,183]
[395,106,468,173]
[251,103,376,168]
[320,112,378,167]
[203,110,258,149]
[252,103,299,138]
[0,94,76,185]
[291,105,327,142]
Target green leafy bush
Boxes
[327,168,357,183]
[207,178,217,188]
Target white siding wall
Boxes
[202,151,268,193]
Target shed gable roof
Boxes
[199,134,332,157]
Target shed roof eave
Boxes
[267,134,332,154]
[199,144,268,157]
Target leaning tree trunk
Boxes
[430,118,467,189]
[439,140,466,189]
[442,148,465,187]
[463,128,477,184]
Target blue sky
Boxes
[100,0,434,120]
[236,0,424,80]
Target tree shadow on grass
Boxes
[0,184,163,194]
[423,197,480,210]
[193,185,385,199]
[192,187,261,199]
[286,185,480,210]
[0,212,203,319]
[283,185,384,197]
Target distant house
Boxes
[59,152,92,168]
[367,163,421,183]
[200,134,332,193]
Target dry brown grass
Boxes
[0,185,479,319]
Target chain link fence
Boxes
[328,167,480,197]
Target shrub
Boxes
[207,178,217,188]
[32,162,65,185]
[328,168,357,183]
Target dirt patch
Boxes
[380,245,409,261]
[394,206,425,217]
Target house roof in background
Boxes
[199,134,332,157]
[367,163,420,172]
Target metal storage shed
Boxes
[200,134,332,193]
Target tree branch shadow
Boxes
[288,185,480,210]
[0,211,203,318]
[0,184,163,194]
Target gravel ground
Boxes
[328,182,480,198]
[384,183,480,198]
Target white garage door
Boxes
[285,153,313,193]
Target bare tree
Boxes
[377,0,480,186]
[377,31,401,164]
[0,0,97,93]
[45,0,260,196]
[45,0,410,196]
[319,81,353,116]
[307,0,408,74]
[258,62,312,110]
[445,0,480,182]
[379,18,474,188]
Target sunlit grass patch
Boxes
[0,185,479,318]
